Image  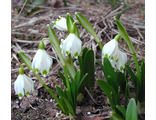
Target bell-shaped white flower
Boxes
[102,39,119,68]
[60,33,82,60]
[116,50,127,72]
[52,16,68,31]
[14,74,34,99]
[32,49,53,77]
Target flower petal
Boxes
[61,33,82,59]
[53,17,67,31]
[32,49,53,77]
[116,50,127,72]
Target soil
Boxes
[11,0,145,119]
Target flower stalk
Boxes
[115,17,141,80]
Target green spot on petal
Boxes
[53,21,56,25]
[35,68,39,73]
[115,59,118,62]
[19,93,23,98]
[111,56,114,60]
[43,70,47,76]
[74,52,78,57]
[105,54,108,57]
[66,51,69,55]
[26,92,29,96]
[120,66,123,72]
[57,19,60,21]
[49,67,52,72]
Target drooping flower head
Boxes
[14,66,34,99]
[102,35,127,72]
[32,41,53,77]
[102,39,119,68]
[60,33,82,60]
[52,16,68,31]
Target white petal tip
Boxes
[43,75,47,77]
[19,97,22,100]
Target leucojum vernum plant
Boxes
[14,12,145,119]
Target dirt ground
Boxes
[11,0,145,119]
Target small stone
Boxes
[87,112,91,115]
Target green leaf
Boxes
[116,105,126,116]
[57,71,67,88]
[18,52,32,70]
[110,112,124,120]
[114,18,131,48]
[125,64,137,89]
[79,49,95,94]
[126,98,138,120]
[66,13,80,38]
[78,73,88,91]
[107,75,118,93]
[97,79,118,111]
[47,25,59,48]
[55,86,68,115]
[62,96,75,116]
[75,12,103,50]
[83,49,95,88]
[47,24,65,66]
[117,72,126,94]
[75,12,98,41]
[103,57,118,93]
[56,86,65,97]
[137,101,145,114]
[96,59,105,73]
[103,57,117,81]
[139,60,145,102]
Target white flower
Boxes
[102,39,127,72]
[116,50,127,72]
[32,49,53,77]
[52,16,68,31]
[60,33,82,60]
[14,74,34,99]
[102,39,119,68]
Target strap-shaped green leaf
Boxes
[56,86,68,115]
[96,59,105,73]
[110,112,124,120]
[126,98,138,120]
[62,96,76,116]
[117,72,126,94]
[75,12,99,42]
[47,24,65,66]
[97,79,118,111]
[103,57,118,92]
[18,52,32,70]
[79,49,95,94]
[83,49,95,88]
[75,12,103,50]
[116,105,126,116]
[125,64,138,89]
[57,71,67,88]
[103,57,117,81]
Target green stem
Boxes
[115,18,141,81]
[63,65,73,105]
[94,35,103,51]
[65,56,76,78]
